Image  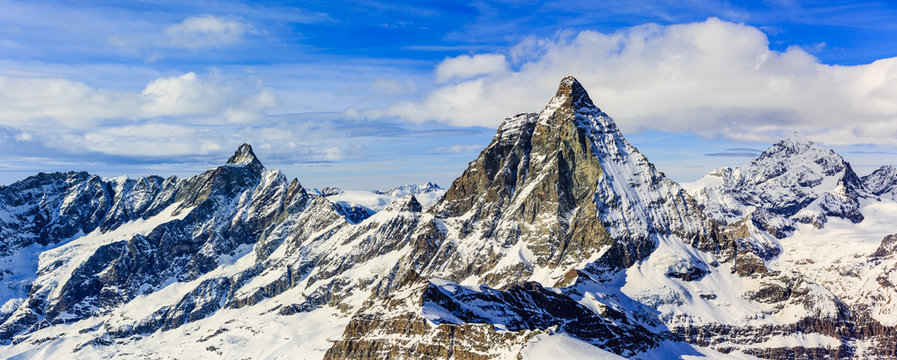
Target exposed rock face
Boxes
[0,78,896,359]
[0,172,119,250]
[421,280,658,351]
[0,145,319,342]
[686,133,867,237]
[226,143,265,173]
[332,202,378,224]
[419,76,728,289]
[325,278,657,360]
[872,234,897,258]
[316,186,344,196]
[733,250,768,276]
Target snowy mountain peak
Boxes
[537,76,620,138]
[552,75,597,110]
[783,131,811,145]
[434,75,723,283]
[758,132,825,161]
[863,165,897,198]
[540,76,597,122]
[226,143,264,171]
[759,138,851,186]
[315,186,344,197]
[709,167,733,177]
[687,133,866,235]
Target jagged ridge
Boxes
[0,78,895,359]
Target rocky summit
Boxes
[0,77,896,359]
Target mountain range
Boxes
[0,77,895,359]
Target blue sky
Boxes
[2,1,897,189]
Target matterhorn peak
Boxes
[226,143,265,171]
[545,76,598,112]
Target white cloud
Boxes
[223,88,279,123]
[0,76,138,127]
[139,72,279,123]
[435,54,508,82]
[140,72,228,116]
[0,72,277,127]
[370,78,415,95]
[165,15,253,49]
[370,18,897,146]
[367,79,492,123]
[14,132,32,142]
[77,124,223,157]
[0,71,279,156]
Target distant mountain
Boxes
[318,182,445,223]
[684,133,866,237]
[314,186,344,197]
[863,165,897,200]
[685,135,897,337]
[374,182,442,197]
[0,77,895,359]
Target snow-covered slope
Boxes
[0,77,896,359]
[769,199,897,326]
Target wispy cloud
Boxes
[370,78,414,95]
[704,147,763,157]
[428,144,484,154]
[724,147,763,152]
[705,152,759,157]
[165,15,256,49]
[77,124,223,157]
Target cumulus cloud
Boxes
[0,76,144,128]
[166,15,254,49]
[140,72,230,117]
[369,18,897,146]
[0,71,279,157]
[0,72,277,127]
[435,54,508,82]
